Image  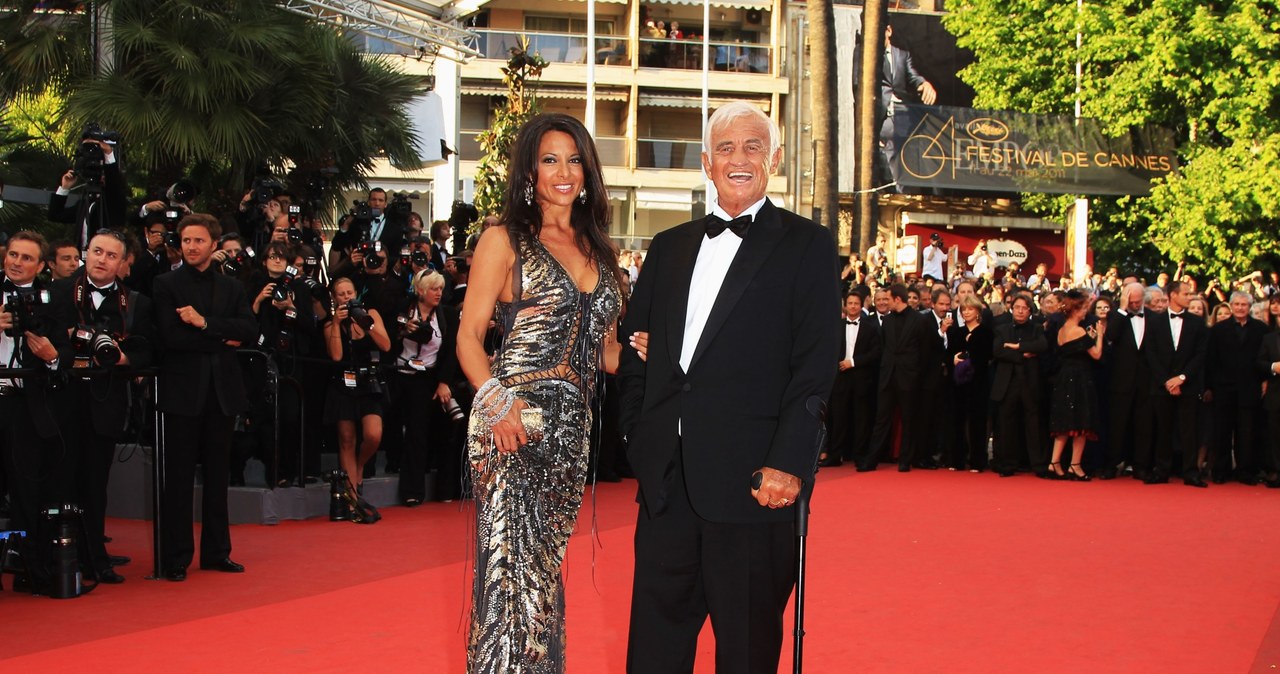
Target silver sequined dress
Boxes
[466,233,620,674]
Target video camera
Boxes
[72,323,121,366]
[221,247,256,275]
[5,288,51,337]
[386,193,413,218]
[71,123,121,185]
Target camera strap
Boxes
[74,279,130,339]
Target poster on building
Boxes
[896,235,920,275]
[892,104,1177,196]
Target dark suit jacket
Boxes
[1257,332,1280,411]
[876,308,933,393]
[617,201,840,523]
[1,276,77,438]
[1144,311,1208,396]
[920,310,952,391]
[836,315,883,391]
[152,264,258,417]
[1105,310,1151,395]
[990,319,1048,402]
[1206,317,1267,398]
[47,162,130,245]
[51,277,156,437]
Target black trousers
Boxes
[0,393,65,580]
[627,456,796,674]
[1146,393,1199,479]
[1107,388,1153,470]
[993,377,1043,473]
[950,376,990,470]
[1211,393,1258,478]
[72,430,117,575]
[829,372,874,462]
[162,392,234,571]
[391,370,463,502]
[864,380,918,468]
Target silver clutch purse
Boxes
[521,407,545,442]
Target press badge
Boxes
[343,371,358,388]
[408,358,427,372]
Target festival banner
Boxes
[892,105,1177,196]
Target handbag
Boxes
[953,357,976,386]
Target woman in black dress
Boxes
[1049,290,1106,480]
[948,294,993,471]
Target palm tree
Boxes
[807,0,838,238]
[855,0,887,256]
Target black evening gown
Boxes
[1049,332,1100,439]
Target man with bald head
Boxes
[1101,281,1153,479]
[619,101,839,673]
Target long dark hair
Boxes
[501,113,621,290]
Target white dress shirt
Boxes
[1169,310,1185,350]
[843,317,861,364]
[1119,308,1146,349]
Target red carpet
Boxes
[3,468,1279,673]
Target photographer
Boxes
[48,128,130,247]
[390,270,461,505]
[323,277,391,518]
[235,176,286,246]
[52,229,155,584]
[237,241,321,487]
[48,240,81,281]
[153,214,257,580]
[968,239,995,278]
[329,188,408,279]
[0,231,76,593]
[212,233,256,287]
[923,232,946,283]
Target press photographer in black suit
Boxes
[48,134,130,247]
[0,231,76,591]
[153,214,257,580]
[52,229,155,584]
[1143,281,1210,486]
[618,101,839,672]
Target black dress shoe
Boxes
[200,557,245,573]
[818,457,843,468]
[1097,468,1119,480]
[1143,473,1169,484]
[109,554,131,567]
[911,461,939,470]
[855,464,876,472]
[997,470,1016,478]
[97,568,126,584]
[163,567,187,582]
[1184,475,1209,488]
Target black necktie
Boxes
[705,214,751,239]
[1170,312,1183,320]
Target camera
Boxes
[930,233,944,249]
[5,288,50,337]
[349,199,379,224]
[166,179,197,205]
[356,239,384,270]
[396,313,432,342]
[386,192,414,218]
[72,323,121,365]
[411,250,429,268]
[442,397,465,422]
[71,123,121,185]
[163,229,181,249]
[272,265,299,302]
[277,307,298,351]
[221,247,255,275]
[345,299,375,331]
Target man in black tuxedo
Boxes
[53,230,155,584]
[1142,281,1209,486]
[0,231,77,590]
[989,293,1048,477]
[824,292,882,466]
[1205,291,1266,483]
[153,214,257,580]
[916,286,955,467]
[860,283,934,471]
[1256,330,1280,488]
[618,101,839,674]
[1101,282,1154,479]
[48,140,130,248]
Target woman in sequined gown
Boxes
[1048,290,1106,480]
[456,113,624,674]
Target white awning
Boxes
[637,94,769,112]
[650,0,771,10]
[461,83,629,101]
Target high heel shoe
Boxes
[1068,464,1092,481]
[1046,462,1066,479]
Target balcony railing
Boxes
[472,30,630,65]
[638,38,771,74]
[460,131,628,167]
[637,139,703,170]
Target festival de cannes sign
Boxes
[893,105,1177,196]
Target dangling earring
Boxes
[578,188,588,205]
[523,183,534,206]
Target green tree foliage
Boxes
[1,0,423,220]
[945,0,1280,280]
[472,42,547,223]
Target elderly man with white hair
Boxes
[617,101,839,672]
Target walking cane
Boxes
[793,396,828,674]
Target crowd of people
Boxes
[827,235,1280,489]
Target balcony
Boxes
[638,38,771,74]
[472,29,630,65]
[460,131,629,167]
[637,138,703,170]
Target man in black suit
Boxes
[1205,290,1266,483]
[916,286,955,467]
[153,214,258,580]
[861,283,933,471]
[858,22,938,188]
[618,101,839,674]
[48,140,130,248]
[989,293,1048,477]
[1142,281,1209,486]
[0,231,77,590]
[824,292,882,466]
[53,230,155,584]
[1256,330,1280,488]
[1101,282,1154,479]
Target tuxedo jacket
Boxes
[919,310,952,391]
[152,264,258,417]
[876,308,934,394]
[837,314,883,385]
[1144,311,1208,396]
[617,201,840,523]
[1,275,77,438]
[1105,310,1151,395]
[1206,318,1267,398]
[50,277,156,437]
[47,162,130,242]
[1257,332,1280,412]
[989,319,1048,402]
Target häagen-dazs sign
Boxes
[985,239,1027,268]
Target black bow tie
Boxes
[1,280,18,293]
[90,285,116,297]
[846,319,859,326]
[1170,312,1183,320]
[1130,312,1144,319]
[705,214,751,239]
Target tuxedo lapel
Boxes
[666,222,705,372]
[689,201,787,369]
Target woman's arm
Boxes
[324,319,343,361]
[457,227,515,388]
[367,309,393,352]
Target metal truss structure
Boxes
[280,0,481,64]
